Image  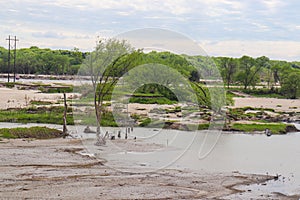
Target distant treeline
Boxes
[213,56,300,98]
[0,46,87,75]
[0,46,299,98]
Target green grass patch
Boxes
[242,88,284,98]
[231,123,288,134]
[197,123,210,130]
[5,82,17,88]
[39,86,73,93]
[226,91,237,106]
[129,97,177,105]
[0,107,74,125]
[165,106,181,114]
[229,107,275,120]
[73,109,118,127]
[31,82,51,87]
[30,100,53,105]
[137,118,165,128]
[0,126,66,139]
[185,123,210,131]
[0,106,119,127]
[99,112,118,127]
[139,118,152,127]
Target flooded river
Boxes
[0,122,299,196]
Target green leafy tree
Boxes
[0,47,8,72]
[281,71,300,99]
[236,56,261,89]
[80,39,140,143]
[219,57,238,88]
[271,61,291,85]
[189,69,200,82]
[256,56,271,87]
[0,46,84,75]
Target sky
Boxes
[1,0,300,61]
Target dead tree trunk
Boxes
[63,93,68,134]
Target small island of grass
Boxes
[230,123,297,134]
[0,127,67,139]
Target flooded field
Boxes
[1,122,299,197]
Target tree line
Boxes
[214,56,300,99]
[0,44,299,98]
[0,46,86,75]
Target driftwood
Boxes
[95,135,106,146]
[62,93,68,134]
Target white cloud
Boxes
[262,0,285,13]
[201,40,300,61]
[32,31,66,39]
[36,0,191,15]
[116,11,133,16]
[201,0,244,9]
[0,0,299,61]
[251,22,270,31]
[200,0,245,16]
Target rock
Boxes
[83,126,96,133]
[286,124,299,133]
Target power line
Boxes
[6,35,19,82]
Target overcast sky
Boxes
[1,0,300,61]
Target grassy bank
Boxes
[0,126,66,139]
[0,102,296,134]
[228,88,285,98]
[76,111,118,127]
[231,123,293,134]
[0,106,118,127]
[0,107,74,125]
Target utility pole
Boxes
[13,36,17,82]
[6,35,18,82]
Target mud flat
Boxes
[0,138,298,199]
[232,97,300,112]
[0,87,76,109]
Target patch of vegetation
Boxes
[128,83,183,105]
[31,82,51,87]
[30,100,53,105]
[229,107,276,120]
[139,118,151,127]
[242,88,284,98]
[0,105,120,127]
[185,123,210,131]
[289,106,298,109]
[198,123,210,130]
[0,46,84,75]
[0,126,66,139]
[226,91,237,105]
[0,107,74,125]
[231,123,288,134]
[129,97,177,105]
[165,106,181,114]
[39,86,73,93]
[130,113,141,121]
[5,82,16,88]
